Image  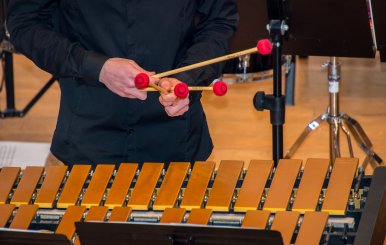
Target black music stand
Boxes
[0,0,58,118]
[250,0,383,166]
[76,222,284,245]
[370,0,386,62]
[0,229,70,245]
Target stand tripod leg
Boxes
[340,113,383,166]
[329,117,341,161]
[284,114,326,159]
[340,121,354,157]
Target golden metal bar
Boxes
[104,163,137,209]
[270,211,300,245]
[11,167,44,207]
[57,165,91,209]
[0,167,20,204]
[241,210,270,229]
[186,208,212,225]
[127,163,163,210]
[85,206,108,221]
[153,162,190,210]
[180,161,215,210]
[55,205,86,241]
[322,158,358,215]
[292,159,329,213]
[295,212,329,245]
[0,204,16,227]
[81,164,115,208]
[34,166,68,208]
[9,204,38,230]
[160,208,186,223]
[205,160,244,212]
[234,160,273,212]
[263,159,302,213]
[108,207,132,222]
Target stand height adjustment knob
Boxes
[253,91,266,111]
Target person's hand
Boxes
[99,58,157,100]
[158,78,189,117]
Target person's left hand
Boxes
[158,78,189,117]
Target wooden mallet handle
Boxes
[140,81,228,98]
[134,39,272,88]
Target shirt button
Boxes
[127,128,134,135]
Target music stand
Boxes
[75,222,284,245]
[0,228,70,245]
[0,0,58,118]
[370,0,386,62]
[250,0,383,166]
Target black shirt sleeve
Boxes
[172,0,239,86]
[6,0,108,82]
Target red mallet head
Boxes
[174,82,189,98]
[213,81,227,96]
[134,73,150,88]
[257,39,273,55]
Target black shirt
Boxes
[7,0,238,165]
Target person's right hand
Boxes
[99,58,157,100]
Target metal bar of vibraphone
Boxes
[57,165,91,209]
[263,159,302,213]
[294,211,329,245]
[81,164,115,208]
[34,165,68,208]
[241,210,270,229]
[153,162,190,211]
[108,206,132,222]
[270,211,300,245]
[292,158,329,213]
[322,158,359,215]
[10,166,44,206]
[205,160,244,212]
[9,204,38,230]
[159,207,186,223]
[179,161,215,210]
[186,208,212,225]
[0,167,20,204]
[85,206,108,222]
[0,204,15,227]
[72,206,110,245]
[55,205,86,241]
[127,163,163,210]
[234,160,273,212]
[104,163,138,209]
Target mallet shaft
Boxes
[153,47,257,79]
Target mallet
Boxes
[134,39,272,90]
[140,81,228,98]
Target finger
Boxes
[173,103,189,116]
[123,87,147,100]
[165,98,189,116]
[127,60,148,73]
[159,96,174,107]
[166,104,189,117]
[159,79,173,91]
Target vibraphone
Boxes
[0,158,385,245]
